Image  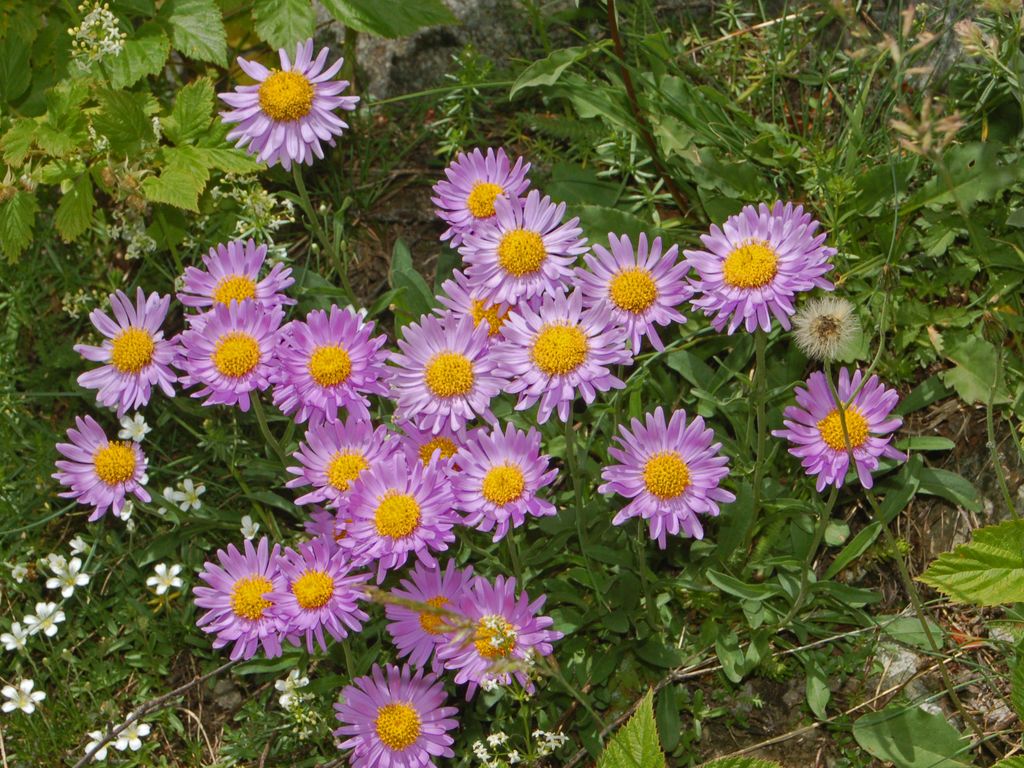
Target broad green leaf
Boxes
[54,174,95,242]
[701,760,782,768]
[546,162,621,207]
[706,569,779,601]
[0,30,31,103]
[104,23,170,89]
[916,467,981,512]
[163,78,214,145]
[0,119,37,166]
[510,46,589,97]
[823,521,881,579]
[568,204,652,241]
[655,685,680,753]
[321,0,456,38]
[903,142,1018,214]
[853,705,972,768]
[596,691,666,768]
[805,660,830,719]
[994,758,1024,768]
[161,0,227,65]
[895,436,955,452]
[141,146,211,211]
[193,148,260,175]
[878,616,943,650]
[920,520,1024,605]
[93,90,152,156]
[253,0,315,49]
[0,190,39,262]
[939,334,1010,405]
[389,239,435,324]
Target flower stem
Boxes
[634,521,660,628]
[564,417,611,611]
[776,485,838,628]
[743,329,769,554]
[250,394,288,468]
[291,165,355,304]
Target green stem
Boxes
[291,166,354,304]
[505,534,523,583]
[776,485,838,628]
[542,657,608,731]
[743,330,769,554]
[986,347,1018,520]
[250,394,287,468]
[564,417,611,611]
[634,521,659,629]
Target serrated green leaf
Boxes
[321,0,456,38]
[939,334,1010,405]
[54,174,95,242]
[1012,651,1024,721]
[700,759,782,768]
[163,78,214,145]
[193,147,260,175]
[853,705,972,768]
[253,0,315,49]
[141,145,211,211]
[0,190,39,262]
[104,22,170,88]
[161,0,227,65]
[920,520,1024,605]
[994,758,1024,768]
[510,46,589,98]
[597,691,666,768]
[1,119,37,166]
[93,90,152,155]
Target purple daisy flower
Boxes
[577,233,693,351]
[390,313,504,433]
[686,201,836,334]
[454,422,558,542]
[219,39,359,170]
[339,454,458,582]
[384,560,475,672]
[53,415,151,522]
[178,240,294,322]
[436,269,514,343]
[269,538,370,652]
[286,417,397,508]
[271,305,391,425]
[178,302,284,411]
[395,416,484,473]
[598,407,736,548]
[304,506,351,548]
[461,190,587,304]
[333,663,457,768]
[431,147,531,247]
[74,288,179,417]
[194,537,285,660]
[771,368,906,491]
[438,575,562,698]
[495,289,631,424]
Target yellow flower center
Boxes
[474,615,517,660]
[230,575,274,621]
[326,451,369,492]
[374,492,421,539]
[481,464,525,506]
[497,229,547,277]
[609,267,658,313]
[212,332,261,378]
[374,703,421,751]
[423,352,474,398]
[531,324,588,376]
[308,345,352,388]
[642,451,691,500]
[257,70,314,122]
[93,442,136,485]
[417,436,458,465]
[721,239,778,289]
[466,181,503,219]
[110,328,155,374]
[470,298,509,336]
[817,406,870,451]
[418,595,450,635]
[292,569,334,610]
[212,275,257,306]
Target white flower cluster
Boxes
[209,175,296,242]
[109,209,158,261]
[85,715,152,761]
[533,729,569,756]
[68,2,127,70]
[163,477,205,512]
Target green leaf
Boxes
[0,190,39,262]
[510,46,589,97]
[701,760,782,768]
[161,0,227,65]
[54,174,95,242]
[546,162,621,207]
[878,615,943,651]
[939,334,1010,405]
[655,686,680,753]
[994,757,1024,768]
[389,239,435,324]
[903,142,1018,214]
[93,90,152,156]
[104,22,170,89]
[253,0,315,49]
[805,660,830,719]
[895,436,955,452]
[163,78,214,145]
[0,31,31,103]
[1012,650,1024,721]
[596,691,666,768]
[193,147,260,175]
[706,569,779,601]
[320,0,456,38]
[853,705,973,768]
[0,119,37,167]
[920,520,1024,605]
[141,146,211,211]
[916,467,981,512]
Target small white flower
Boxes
[46,556,90,598]
[114,719,150,751]
[472,740,491,761]
[70,535,89,555]
[275,668,310,708]
[508,750,521,764]
[118,413,151,442]
[24,601,66,637]
[45,553,68,572]
[125,517,136,533]
[10,563,27,583]
[146,563,183,596]
[85,730,109,761]
[115,500,134,521]
[1,622,29,652]
[167,478,205,512]
[1,679,45,714]
[240,515,260,541]
[487,731,508,747]
[480,677,500,692]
